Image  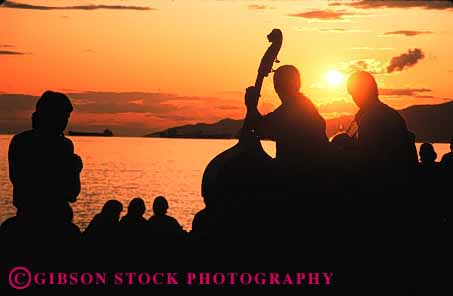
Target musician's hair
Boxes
[273,65,301,95]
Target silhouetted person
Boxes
[8,91,82,224]
[148,196,186,241]
[414,143,444,286]
[345,72,420,294]
[347,71,417,172]
[0,202,80,244]
[84,199,123,243]
[419,143,438,167]
[119,197,147,242]
[440,137,453,171]
[243,65,328,165]
[417,142,441,193]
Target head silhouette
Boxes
[273,65,301,102]
[101,200,123,221]
[347,71,379,109]
[153,196,169,216]
[32,91,73,135]
[330,132,356,151]
[127,197,146,218]
[419,143,437,164]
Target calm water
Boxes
[0,135,276,231]
[0,135,449,231]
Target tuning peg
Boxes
[275,58,280,63]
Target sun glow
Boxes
[325,70,344,87]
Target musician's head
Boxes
[273,65,301,101]
[347,71,379,109]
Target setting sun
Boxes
[325,70,344,88]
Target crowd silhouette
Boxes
[0,69,450,294]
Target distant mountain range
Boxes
[146,101,453,143]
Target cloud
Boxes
[346,0,453,10]
[342,48,425,74]
[248,4,268,10]
[387,48,424,73]
[2,1,154,11]
[384,30,433,36]
[319,100,358,115]
[319,28,370,33]
[351,46,393,51]
[341,59,387,74]
[296,27,370,33]
[0,91,243,136]
[379,88,432,97]
[290,10,354,20]
[0,50,25,55]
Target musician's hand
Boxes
[245,86,260,110]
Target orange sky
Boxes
[1,0,452,135]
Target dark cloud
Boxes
[387,48,425,73]
[2,1,154,11]
[346,0,453,10]
[0,50,25,55]
[343,48,425,74]
[0,93,37,111]
[0,91,242,136]
[384,30,433,36]
[379,88,431,97]
[290,10,354,20]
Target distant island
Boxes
[145,101,453,143]
[146,119,240,139]
[68,129,114,137]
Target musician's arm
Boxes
[242,86,278,140]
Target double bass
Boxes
[201,29,283,204]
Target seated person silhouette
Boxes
[191,196,221,241]
[243,65,329,166]
[419,143,438,168]
[346,71,417,172]
[148,196,186,241]
[84,199,123,243]
[8,91,83,224]
[440,137,453,171]
[119,197,147,241]
[418,142,441,184]
[1,201,80,244]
